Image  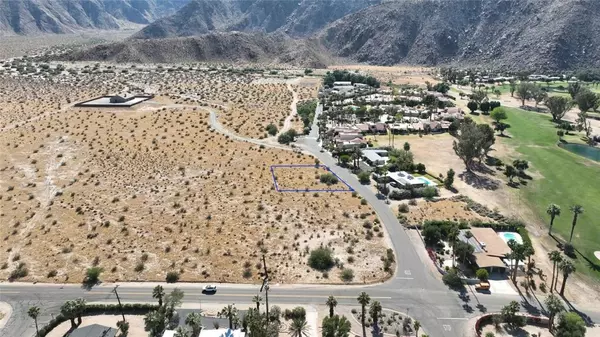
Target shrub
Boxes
[476,268,489,281]
[308,247,335,271]
[442,269,463,289]
[166,271,180,283]
[319,173,339,185]
[398,204,409,213]
[9,262,28,280]
[563,243,576,257]
[415,163,426,174]
[266,123,278,136]
[389,189,412,200]
[284,307,307,320]
[358,171,371,184]
[85,267,103,284]
[340,268,355,282]
[420,186,438,199]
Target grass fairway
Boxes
[500,107,600,280]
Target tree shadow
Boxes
[507,181,521,189]
[462,304,474,313]
[476,304,487,313]
[459,171,500,191]
[575,248,600,272]
[560,294,596,327]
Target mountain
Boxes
[0,0,189,35]
[320,0,600,71]
[131,0,380,39]
[55,32,331,67]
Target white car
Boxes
[202,285,217,292]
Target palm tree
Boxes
[252,295,263,312]
[568,205,584,242]
[185,312,203,336]
[413,320,422,337]
[74,298,86,325]
[559,259,576,296]
[448,224,460,267]
[60,300,78,329]
[28,306,40,336]
[219,304,238,329]
[153,285,165,307]
[546,204,561,235]
[326,296,338,318]
[288,318,310,337]
[544,294,565,331]
[369,301,382,337]
[548,250,562,293]
[175,327,191,337]
[357,292,371,337]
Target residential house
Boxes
[362,150,389,166]
[387,171,427,188]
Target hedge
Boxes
[37,303,159,337]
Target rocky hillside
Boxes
[56,32,331,68]
[321,0,600,71]
[0,0,188,35]
[131,0,379,39]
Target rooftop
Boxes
[75,94,153,107]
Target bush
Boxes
[358,171,371,184]
[166,271,180,283]
[476,268,489,281]
[563,243,576,257]
[319,173,339,185]
[284,307,307,321]
[9,262,28,280]
[398,203,409,213]
[266,123,278,136]
[308,247,335,271]
[420,186,438,199]
[389,189,412,200]
[85,267,103,284]
[340,268,355,282]
[415,163,426,174]
[442,269,463,289]
[277,130,297,144]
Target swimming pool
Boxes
[416,176,437,186]
[498,232,523,245]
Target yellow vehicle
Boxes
[475,282,490,291]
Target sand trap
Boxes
[594,251,600,261]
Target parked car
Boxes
[475,282,490,291]
[202,285,217,293]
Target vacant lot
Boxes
[272,166,352,191]
[0,68,390,285]
[402,199,493,227]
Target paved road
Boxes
[2,105,599,337]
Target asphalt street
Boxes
[1,104,598,337]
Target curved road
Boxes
[2,105,598,337]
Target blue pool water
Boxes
[498,232,523,244]
[416,177,437,186]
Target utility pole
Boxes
[260,254,270,323]
[112,285,126,322]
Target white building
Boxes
[163,328,246,337]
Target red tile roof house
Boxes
[374,122,388,134]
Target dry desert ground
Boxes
[0,63,390,285]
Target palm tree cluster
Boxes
[548,250,576,296]
[546,203,584,243]
[145,286,187,336]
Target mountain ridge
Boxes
[0,0,189,35]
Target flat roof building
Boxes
[387,171,426,188]
[75,93,154,108]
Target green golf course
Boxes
[499,107,600,280]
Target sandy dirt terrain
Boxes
[0,64,390,285]
[272,166,352,191]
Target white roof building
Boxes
[200,329,246,337]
